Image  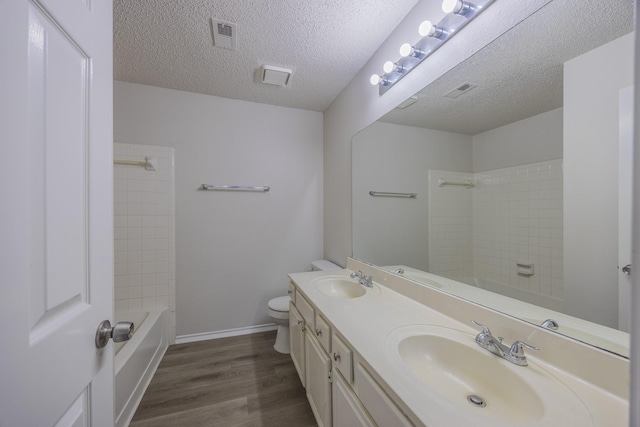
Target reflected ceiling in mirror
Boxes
[381,0,633,135]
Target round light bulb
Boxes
[418,20,434,37]
[399,43,413,57]
[442,0,460,13]
[383,61,395,73]
[370,74,381,85]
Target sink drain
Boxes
[466,394,486,408]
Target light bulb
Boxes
[442,0,460,13]
[399,43,412,57]
[399,43,424,58]
[418,21,434,36]
[419,20,443,38]
[370,74,382,85]
[383,61,404,74]
[442,0,470,15]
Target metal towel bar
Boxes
[114,156,157,171]
[199,184,270,192]
[437,178,474,188]
[369,191,417,198]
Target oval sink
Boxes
[386,325,593,426]
[312,276,372,298]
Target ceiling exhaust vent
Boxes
[211,19,237,51]
[261,65,292,86]
[444,83,477,99]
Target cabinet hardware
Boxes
[315,328,322,336]
[333,352,341,362]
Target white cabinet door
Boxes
[333,370,375,427]
[306,332,332,427]
[355,363,413,427]
[290,303,306,387]
[0,0,114,425]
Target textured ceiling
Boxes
[114,0,419,112]
[381,0,634,135]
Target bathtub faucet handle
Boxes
[95,320,135,349]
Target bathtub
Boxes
[115,307,170,427]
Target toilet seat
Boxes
[268,296,290,312]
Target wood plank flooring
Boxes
[130,331,317,427]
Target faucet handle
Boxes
[509,340,539,357]
[471,320,492,336]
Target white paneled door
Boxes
[0,0,114,425]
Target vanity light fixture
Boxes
[372,0,494,95]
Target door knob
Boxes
[95,320,134,349]
[622,264,632,275]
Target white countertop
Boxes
[289,265,628,427]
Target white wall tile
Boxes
[113,143,175,343]
[429,160,563,307]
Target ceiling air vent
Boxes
[444,83,477,99]
[211,19,237,51]
[261,65,292,87]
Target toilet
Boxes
[268,260,341,354]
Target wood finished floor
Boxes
[129,331,317,427]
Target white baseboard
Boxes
[175,323,278,344]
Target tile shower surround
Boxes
[113,143,176,342]
[429,159,563,301]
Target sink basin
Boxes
[386,325,593,426]
[312,276,375,298]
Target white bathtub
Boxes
[115,307,170,427]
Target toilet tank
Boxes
[311,260,341,271]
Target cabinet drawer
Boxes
[331,333,353,384]
[296,292,315,329]
[314,313,331,353]
[288,281,296,303]
[355,363,412,427]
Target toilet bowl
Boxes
[268,260,341,354]
[268,296,291,354]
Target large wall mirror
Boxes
[352,0,634,357]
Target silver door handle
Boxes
[95,320,134,349]
[622,264,632,275]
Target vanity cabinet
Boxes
[290,280,412,427]
[305,329,332,427]
[332,370,375,427]
[290,286,333,426]
[289,303,306,387]
[355,362,413,427]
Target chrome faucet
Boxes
[541,319,559,330]
[350,270,373,288]
[471,320,539,366]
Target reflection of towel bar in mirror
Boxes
[200,184,270,192]
[369,191,417,198]
[437,178,474,188]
